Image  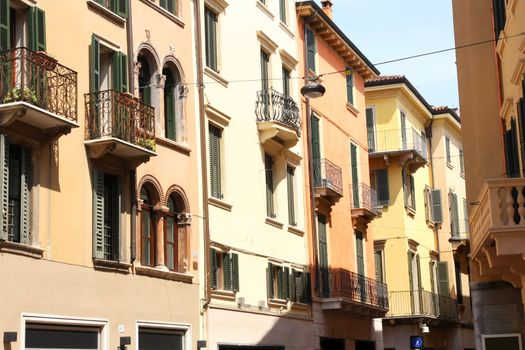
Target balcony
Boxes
[386,290,458,324]
[314,158,343,205]
[319,268,389,317]
[368,128,427,171]
[0,47,78,141]
[255,89,301,148]
[351,183,380,229]
[469,178,525,287]
[84,89,156,165]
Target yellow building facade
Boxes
[365,76,474,350]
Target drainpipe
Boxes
[194,0,211,313]
[126,1,137,261]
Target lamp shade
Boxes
[300,82,326,98]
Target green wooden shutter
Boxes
[416,254,422,291]
[374,251,383,283]
[92,169,105,259]
[452,192,460,235]
[260,50,269,92]
[111,0,128,18]
[90,35,100,93]
[282,67,290,97]
[223,252,232,291]
[0,134,8,241]
[431,189,443,223]
[318,215,328,269]
[19,146,31,245]
[366,108,375,151]
[304,272,312,303]
[204,7,217,71]
[407,251,414,291]
[165,85,176,140]
[437,261,450,297]
[0,0,9,51]
[120,53,128,93]
[208,124,222,198]
[265,154,274,218]
[210,248,218,289]
[410,174,416,209]
[306,28,315,72]
[110,176,120,261]
[286,165,295,226]
[376,169,389,206]
[231,253,239,292]
[355,231,364,276]
[351,143,359,207]
[267,262,274,299]
[429,261,436,294]
[400,111,407,148]
[311,114,321,186]
[346,70,353,105]
[279,0,286,23]
[28,7,46,52]
[283,267,290,300]
[289,269,296,302]
[112,52,121,93]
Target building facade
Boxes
[0,0,201,349]
[365,76,474,350]
[198,0,313,349]
[297,2,387,350]
[453,0,525,348]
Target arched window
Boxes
[165,196,177,271]
[140,186,155,267]
[162,63,183,141]
[138,54,152,106]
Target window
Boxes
[162,63,184,141]
[407,251,422,311]
[93,169,120,261]
[366,107,376,151]
[402,169,415,211]
[483,334,522,350]
[282,66,290,98]
[92,0,128,18]
[0,135,31,245]
[463,197,469,234]
[424,187,443,224]
[140,187,155,267]
[208,124,223,199]
[346,69,354,105]
[455,261,463,304]
[26,324,100,350]
[372,169,389,206]
[165,197,177,271]
[139,327,184,350]
[160,0,177,15]
[504,118,520,177]
[317,214,329,297]
[286,165,296,226]
[445,136,451,165]
[210,248,239,292]
[266,263,309,302]
[350,143,359,207]
[265,153,275,218]
[260,50,270,92]
[306,28,316,72]
[90,35,128,93]
[374,250,384,283]
[437,261,450,297]
[492,0,506,40]
[355,231,364,276]
[279,0,286,23]
[449,190,460,237]
[204,6,218,72]
[400,111,407,149]
[1,4,47,52]
[459,149,465,174]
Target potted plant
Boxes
[3,87,38,104]
[137,138,156,152]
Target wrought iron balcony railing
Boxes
[320,267,389,310]
[313,158,343,196]
[0,47,77,121]
[386,290,458,321]
[351,183,379,213]
[368,128,427,160]
[84,89,155,151]
[255,89,301,135]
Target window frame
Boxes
[305,27,316,73]
[204,5,219,72]
[445,136,452,165]
[264,153,276,219]
[208,123,224,200]
[346,68,354,106]
[140,187,156,267]
[286,164,296,227]
[210,247,239,292]
[136,321,191,350]
[164,197,178,271]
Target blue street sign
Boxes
[410,336,424,349]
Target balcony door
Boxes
[366,107,376,152]
[311,114,321,186]
[355,231,366,302]
[351,143,359,207]
[317,214,329,298]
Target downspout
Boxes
[194,0,211,312]
[302,19,320,296]
[126,1,137,261]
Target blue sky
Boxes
[330,0,459,108]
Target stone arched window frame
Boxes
[165,185,191,273]
[161,56,188,143]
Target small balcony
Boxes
[351,183,380,228]
[319,268,389,317]
[368,128,427,171]
[469,178,525,285]
[255,89,301,148]
[0,47,78,141]
[84,89,156,165]
[314,158,343,204]
[386,290,458,323]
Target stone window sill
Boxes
[346,102,360,116]
[93,259,131,274]
[135,266,193,283]
[287,226,304,237]
[265,217,284,229]
[447,162,454,170]
[268,298,288,308]
[0,240,44,259]
[204,67,229,87]
[156,137,191,155]
[405,206,416,217]
[209,197,233,212]
[211,289,236,302]
[87,0,126,25]
[256,1,274,20]
[279,21,294,39]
